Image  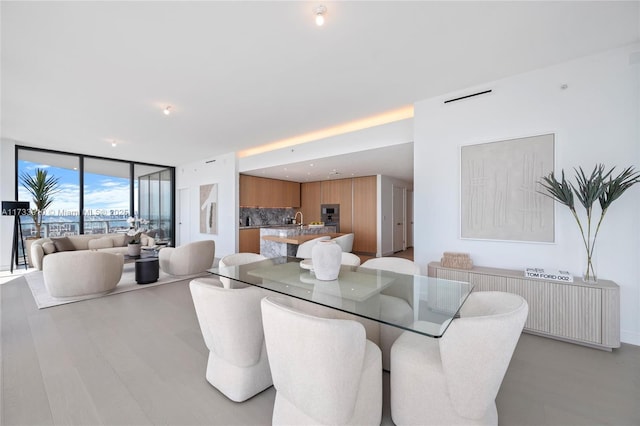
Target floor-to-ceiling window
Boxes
[15,146,175,263]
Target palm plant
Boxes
[19,168,61,238]
[539,164,640,282]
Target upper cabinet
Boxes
[301,182,321,223]
[240,175,300,208]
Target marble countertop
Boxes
[262,233,343,245]
[239,224,300,230]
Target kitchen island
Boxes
[260,226,339,258]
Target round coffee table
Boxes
[135,257,159,284]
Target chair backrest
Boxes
[261,296,367,424]
[340,252,361,266]
[440,291,528,419]
[360,257,419,305]
[219,252,266,268]
[167,240,215,275]
[295,236,331,258]
[332,233,354,252]
[189,278,266,367]
[218,252,267,288]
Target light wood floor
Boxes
[1,275,639,426]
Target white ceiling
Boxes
[2,1,638,180]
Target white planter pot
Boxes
[127,243,141,256]
[311,240,342,281]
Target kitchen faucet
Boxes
[294,211,303,228]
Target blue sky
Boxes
[18,160,133,217]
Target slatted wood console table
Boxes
[428,262,620,350]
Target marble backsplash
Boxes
[240,207,297,227]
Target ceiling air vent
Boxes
[444,89,492,104]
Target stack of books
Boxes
[441,252,473,269]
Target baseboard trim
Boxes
[621,330,640,347]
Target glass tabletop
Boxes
[208,256,474,338]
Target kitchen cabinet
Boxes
[321,179,353,233]
[352,176,377,253]
[240,175,300,208]
[300,182,321,223]
[239,228,261,253]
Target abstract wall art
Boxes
[199,183,218,234]
[460,134,555,242]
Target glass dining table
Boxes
[208,256,474,338]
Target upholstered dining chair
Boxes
[295,236,331,259]
[189,277,272,402]
[261,296,382,425]
[360,257,420,370]
[332,233,355,252]
[218,252,267,288]
[391,291,528,426]
[159,240,215,276]
[340,252,361,266]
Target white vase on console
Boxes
[311,240,342,281]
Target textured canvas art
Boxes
[199,183,218,234]
[460,134,555,242]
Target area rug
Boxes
[26,264,208,309]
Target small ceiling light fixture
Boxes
[111,140,117,147]
[163,105,172,116]
[314,4,327,26]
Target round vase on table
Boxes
[311,240,342,281]
[128,243,141,256]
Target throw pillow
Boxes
[42,241,57,255]
[88,238,114,250]
[52,236,76,252]
[108,233,127,247]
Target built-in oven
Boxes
[320,204,340,232]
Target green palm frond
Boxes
[571,165,611,211]
[538,170,575,211]
[599,166,640,210]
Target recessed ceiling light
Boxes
[310,163,314,167]
[314,4,327,26]
[163,105,172,115]
[111,141,117,147]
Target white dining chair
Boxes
[360,257,420,370]
[332,233,354,252]
[189,278,272,402]
[295,236,331,259]
[340,252,361,266]
[391,291,528,426]
[218,252,267,288]
[261,295,382,425]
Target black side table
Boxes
[135,257,159,284]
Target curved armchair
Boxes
[391,291,528,425]
[332,233,354,252]
[159,240,215,276]
[189,278,272,402]
[43,251,123,298]
[261,296,382,425]
[340,252,361,266]
[218,252,267,288]
[295,236,330,259]
[361,257,420,370]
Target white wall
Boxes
[413,44,640,345]
[0,139,17,270]
[175,152,238,260]
[380,175,413,256]
[239,118,413,172]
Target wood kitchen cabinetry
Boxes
[352,176,377,253]
[239,228,260,254]
[240,175,300,208]
[300,182,321,223]
[321,179,353,233]
[428,262,620,350]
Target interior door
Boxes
[393,186,405,252]
[178,188,190,246]
[406,190,414,248]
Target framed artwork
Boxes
[199,183,218,234]
[460,134,555,242]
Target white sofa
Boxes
[43,251,124,298]
[31,232,155,271]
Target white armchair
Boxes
[159,240,215,276]
[340,252,361,266]
[43,251,123,298]
[218,252,267,288]
[189,277,272,402]
[261,296,382,425]
[391,291,528,425]
[360,257,420,370]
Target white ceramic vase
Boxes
[311,240,342,281]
